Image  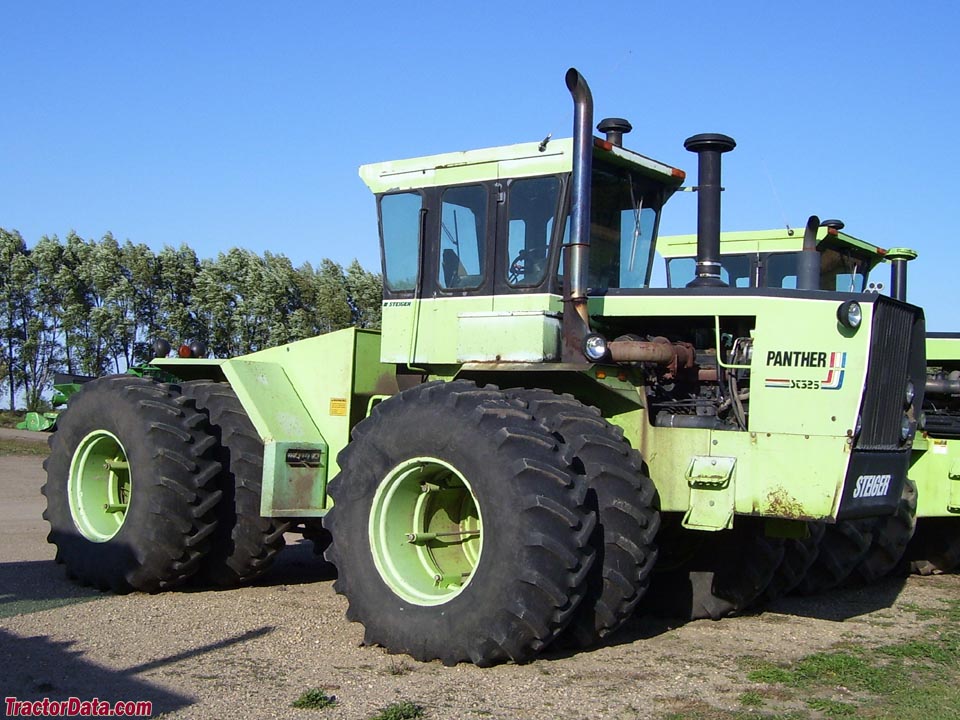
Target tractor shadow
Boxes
[763,574,910,621]
[539,574,912,662]
[259,537,338,585]
[0,628,193,714]
[0,625,275,715]
[0,557,278,717]
[185,536,337,592]
[0,559,101,619]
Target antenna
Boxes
[760,156,792,235]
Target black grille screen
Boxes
[856,298,924,450]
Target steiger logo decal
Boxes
[852,473,892,499]
[764,351,847,391]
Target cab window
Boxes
[506,176,560,287]
[765,253,798,289]
[820,248,866,292]
[439,185,486,290]
[588,163,659,290]
[765,250,868,291]
[379,192,422,292]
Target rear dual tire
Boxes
[850,477,917,584]
[42,376,222,592]
[793,519,874,595]
[643,518,784,620]
[905,517,960,575]
[756,522,825,605]
[182,381,290,586]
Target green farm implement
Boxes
[14,375,91,432]
[42,70,925,666]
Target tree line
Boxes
[0,228,383,411]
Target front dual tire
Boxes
[325,381,598,666]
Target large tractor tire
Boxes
[643,518,785,620]
[42,376,222,593]
[324,380,595,666]
[755,522,825,605]
[507,389,658,648]
[182,381,290,586]
[850,478,917,585]
[793,519,873,595]
[905,518,960,575]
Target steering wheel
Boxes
[509,248,537,284]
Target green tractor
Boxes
[660,221,956,581]
[42,69,925,666]
[910,332,960,574]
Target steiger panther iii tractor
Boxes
[43,69,926,666]
[660,221,956,585]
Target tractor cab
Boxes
[360,128,685,365]
[659,223,889,293]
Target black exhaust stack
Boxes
[796,215,822,290]
[562,68,594,361]
[886,248,918,302]
[684,133,736,287]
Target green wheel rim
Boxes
[68,430,132,542]
[369,457,483,606]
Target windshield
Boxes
[587,161,661,290]
[667,247,875,292]
[666,255,753,288]
[766,249,873,292]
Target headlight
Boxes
[901,415,912,442]
[837,300,862,330]
[905,379,916,407]
[583,333,609,362]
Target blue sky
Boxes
[2,2,958,328]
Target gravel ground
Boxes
[2,439,958,720]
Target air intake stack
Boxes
[684,133,736,287]
[597,118,632,147]
[886,247,918,302]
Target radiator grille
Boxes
[856,298,923,450]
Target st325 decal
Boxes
[764,351,847,391]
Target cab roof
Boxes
[658,227,888,259]
[359,137,686,194]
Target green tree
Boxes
[314,259,353,335]
[0,229,31,409]
[55,232,97,375]
[252,252,301,348]
[22,236,66,408]
[344,259,382,329]
[119,240,160,365]
[88,233,130,373]
[155,244,202,354]
[1,227,383,405]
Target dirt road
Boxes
[1,448,957,719]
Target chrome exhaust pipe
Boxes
[562,68,594,360]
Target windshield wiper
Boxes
[628,173,644,273]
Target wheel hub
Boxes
[67,430,131,542]
[369,457,482,606]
